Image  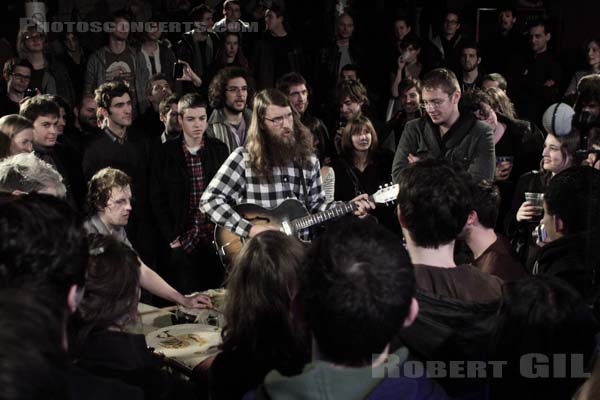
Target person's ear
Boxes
[67,284,84,314]
[554,214,566,234]
[546,33,551,42]
[403,298,419,327]
[396,204,406,228]
[477,57,482,65]
[467,210,478,226]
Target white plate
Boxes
[145,323,221,358]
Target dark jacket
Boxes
[76,330,201,400]
[396,289,500,399]
[82,128,158,265]
[150,136,229,243]
[504,170,549,271]
[535,233,600,304]
[176,31,219,82]
[391,113,495,183]
[252,32,303,90]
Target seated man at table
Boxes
[85,166,211,309]
[249,217,449,399]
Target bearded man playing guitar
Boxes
[200,88,377,263]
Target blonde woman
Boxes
[0,114,34,158]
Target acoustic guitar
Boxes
[213,184,399,266]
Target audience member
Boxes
[209,231,310,399]
[212,0,250,36]
[491,275,598,400]
[395,159,502,397]
[331,115,396,231]
[428,10,464,73]
[565,38,600,99]
[252,3,303,90]
[151,94,229,293]
[17,27,75,106]
[505,103,579,270]
[480,6,528,83]
[459,179,526,281]
[0,152,66,197]
[392,68,495,183]
[534,166,600,303]
[0,114,33,157]
[85,167,211,308]
[390,34,423,99]
[1,58,32,116]
[157,94,181,143]
[176,5,219,90]
[20,94,85,208]
[70,233,203,399]
[513,19,562,126]
[457,41,484,92]
[385,78,423,151]
[481,72,508,92]
[206,66,253,153]
[84,9,150,116]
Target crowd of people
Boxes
[2,0,600,399]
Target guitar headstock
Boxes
[372,183,399,205]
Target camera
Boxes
[531,223,548,243]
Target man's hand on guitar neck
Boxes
[249,224,281,237]
[352,193,376,217]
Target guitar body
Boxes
[212,183,400,267]
[213,199,309,266]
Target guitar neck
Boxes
[291,196,373,231]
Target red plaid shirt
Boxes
[179,138,214,252]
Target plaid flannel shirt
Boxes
[179,139,214,252]
[199,147,327,240]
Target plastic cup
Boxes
[525,192,544,216]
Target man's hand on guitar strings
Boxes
[249,224,280,237]
[351,193,376,217]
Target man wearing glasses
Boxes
[206,66,253,153]
[1,58,33,116]
[392,68,495,183]
[200,88,373,242]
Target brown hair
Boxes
[484,87,517,119]
[86,167,131,214]
[0,114,33,141]
[422,68,460,96]
[221,231,308,372]
[246,89,313,180]
[340,115,378,162]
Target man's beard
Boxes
[224,101,244,115]
[265,128,298,166]
[78,115,97,131]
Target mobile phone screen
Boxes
[173,62,184,80]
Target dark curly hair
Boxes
[208,66,253,109]
[0,194,88,301]
[397,158,473,248]
[86,167,131,215]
